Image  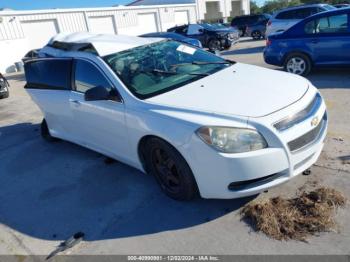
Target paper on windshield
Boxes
[176,45,196,55]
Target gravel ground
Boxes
[0,39,349,256]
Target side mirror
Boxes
[84,86,110,101]
[198,28,204,33]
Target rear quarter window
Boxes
[25,59,72,90]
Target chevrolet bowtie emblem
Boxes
[311,116,319,127]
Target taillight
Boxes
[266,39,272,46]
[267,20,272,26]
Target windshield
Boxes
[104,40,234,99]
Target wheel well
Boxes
[283,51,313,66]
[137,134,200,196]
[137,135,177,173]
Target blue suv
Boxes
[264,8,350,75]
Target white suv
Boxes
[266,4,336,36]
[24,32,327,200]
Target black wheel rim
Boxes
[151,148,181,194]
[209,40,220,51]
[252,31,260,39]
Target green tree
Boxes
[250,1,261,14]
[261,0,302,14]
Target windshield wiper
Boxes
[192,60,234,65]
[152,69,209,76]
[170,60,234,68]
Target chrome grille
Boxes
[274,93,322,131]
[288,112,327,152]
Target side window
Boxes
[294,8,313,19]
[74,60,111,93]
[318,14,348,33]
[276,10,292,20]
[175,26,188,34]
[305,14,348,34]
[24,59,72,90]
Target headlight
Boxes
[196,126,267,153]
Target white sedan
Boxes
[24,32,327,200]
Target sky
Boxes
[0,0,267,10]
[0,0,131,10]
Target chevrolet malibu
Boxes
[24,32,327,200]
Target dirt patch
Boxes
[241,187,346,241]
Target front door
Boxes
[69,59,130,161]
[304,13,350,65]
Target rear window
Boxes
[25,59,72,90]
[276,7,317,20]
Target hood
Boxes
[147,63,309,118]
[209,27,237,33]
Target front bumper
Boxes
[221,37,239,49]
[177,92,327,199]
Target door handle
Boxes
[311,39,318,44]
[69,99,81,105]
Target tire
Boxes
[0,92,9,99]
[41,119,59,142]
[251,30,261,40]
[144,137,198,201]
[208,39,221,52]
[283,53,312,76]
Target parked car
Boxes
[264,8,350,75]
[266,4,336,36]
[334,3,350,8]
[246,18,270,39]
[231,14,271,37]
[167,23,239,51]
[0,72,9,99]
[24,32,327,200]
[140,32,202,48]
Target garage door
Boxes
[175,11,189,25]
[137,13,158,34]
[89,16,116,34]
[21,19,59,50]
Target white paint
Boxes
[0,38,29,73]
[21,19,59,50]
[137,13,158,34]
[175,10,189,25]
[89,16,116,34]
[25,34,327,198]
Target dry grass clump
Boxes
[241,187,346,241]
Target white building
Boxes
[0,0,249,73]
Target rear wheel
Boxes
[251,30,262,40]
[208,39,221,52]
[284,53,312,76]
[144,138,198,201]
[41,119,59,142]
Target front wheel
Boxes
[251,30,262,40]
[144,138,198,201]
[208,39,221,52]
[284,53,312,76]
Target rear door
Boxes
[24,58,75,139]
[304,13,350,65]
[69,58,130,160]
